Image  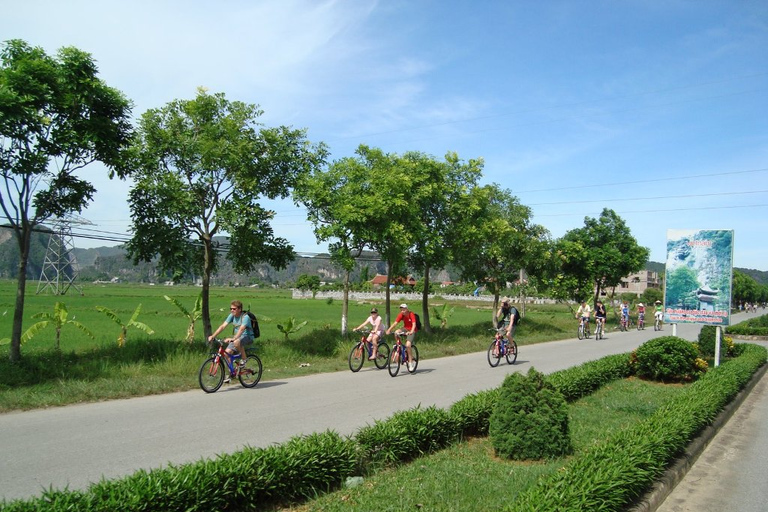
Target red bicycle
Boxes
[388,331,419,377]
[348,329,390,372]
[198,338,262,393]
[487,328,517,367]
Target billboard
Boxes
[664,229,734,326]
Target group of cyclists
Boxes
[353,303,419,371]
[576,299,664,337]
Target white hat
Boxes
[637,303,644,307]
[399,303,408,309]
[501,297,510,304]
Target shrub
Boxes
[547,353,633,402]
[698,326,735,357]
[355,405,459,470]
[634,336,702,382]
[489,368,572,460]
[449,388,500,437]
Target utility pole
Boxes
[36,215,91,295]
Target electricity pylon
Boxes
[36,215,91,295]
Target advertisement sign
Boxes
[664,229,734,326]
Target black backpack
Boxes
[413,312,422,331]
[245,310,260,338]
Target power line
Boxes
[534,203,768,217]
[528,189,768,206]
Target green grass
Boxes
[0,281,586,411]
[285,378,686,511]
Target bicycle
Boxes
[577,318,591,340]
[487,328,517,367]
[637,313,645,330]
[654,314,663,331]
[388,331,419,377]
[348,329,390,372]
[594,318,605,340]
[198,338,263,393]
[619,315,629,332]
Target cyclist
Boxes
[636,302,646,328]
[495,297,518,355]
[385,303,418,371]
[353,307,385,360]
[620,300,630,330]
[576,300,591,335]
[654,300,663,328]
[209,300,254,381]
[594,300,607,335]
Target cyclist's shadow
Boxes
[219,380,288,392]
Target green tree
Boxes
[405,151,483,333]
[0,39,134,362]
[126,88,327,338]
[666,266,700,309]
[733,270,760,305]
[295,274,321,298]
[449,184,549,323]
[555,208,649,307]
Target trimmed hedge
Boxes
[634,336,701,382]
[507,344,767,512]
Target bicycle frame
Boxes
[388,331,418,376]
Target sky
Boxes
[3,0,767,271]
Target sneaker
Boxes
[238,358,247,366]
[407,361,414,372]
[223,376,231,384]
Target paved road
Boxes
[0,313,757,502]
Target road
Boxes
[0,315,752,502]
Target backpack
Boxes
[245,310,260,338]
[511,307,521,326]
[413,312,422,331]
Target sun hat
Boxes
[501,297,510,304]
[399,303,408,309]
[370,307,378,313]
[637,303,644,307]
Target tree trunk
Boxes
[385,260,393,326]
[9,226,32,362]
[422,264,431,333]
[202,238,214,339]
[341,269,350,335]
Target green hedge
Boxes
[507,344,767,512]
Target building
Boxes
[616,270,661,297]
[369,274,417,289]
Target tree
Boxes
[126,89,327,338]
[0,301,94,352]
[555,208,649,306]
[449,184,549,323]
[295,274,321,298]
[0,40,134,362]
[95,304,155,347]
[405,151,483,333]
[732,270,759,305]
[164,294,202,343]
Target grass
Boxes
[284,378,686,511]
[0,281,594,411]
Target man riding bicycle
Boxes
[494,297,518,356]
[620,300,630,329]
[385,303,418,371]
[209,300,254,382]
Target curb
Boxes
[627,361,768,512]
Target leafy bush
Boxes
[634,336,702,382]
[726,314,768,336]
[449,388,499,437]
[489,368,572,460]
[356,405,459,470]
[698,326,735,357]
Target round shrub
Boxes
[698,325,734,358]
[489,368,572,460]
[634,336,702,382]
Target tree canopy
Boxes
[126,88,328,336]
[0,39,134,361]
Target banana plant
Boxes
[164,294,202,343]
[431,303,456,329]
[276,316,308,342]
[0,302,94,351]
[96,304,155,347]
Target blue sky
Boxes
[3,1,767,271]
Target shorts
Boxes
[227,334,254,352]
[595,316,606,322]
[396,329,416,343]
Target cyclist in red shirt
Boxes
[386,303,418,371]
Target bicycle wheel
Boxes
[388,347,401,377]
[374,342,390,370]
[199,357,225,393]
[238,353,263,388]
[505,340,518,365]
[487,340,501,367]
[407,345,419,373]
[348,342,365,372]
[585,324,591,339]
[577,324,584,340]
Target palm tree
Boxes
[0,302,94,351]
